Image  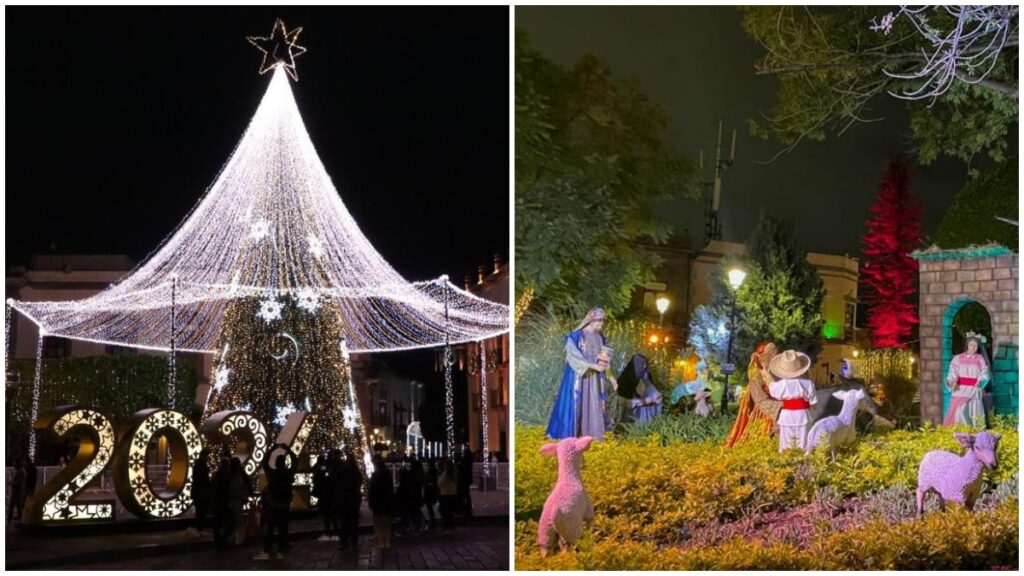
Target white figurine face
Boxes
[967,339,978,354]
[840,361,852,378]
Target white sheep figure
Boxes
[804,388,866,454]
[538,436,594,557]
[917,430,1001,515]
[694,388,715,418]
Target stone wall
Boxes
[916,250,1018,425]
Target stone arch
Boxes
[940,298,993,417]
[911,247,1018,425]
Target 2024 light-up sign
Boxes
[24,405,316,524]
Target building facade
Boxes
[632,238,860,383]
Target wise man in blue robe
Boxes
[546,308,617,441]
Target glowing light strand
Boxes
[7,67,508,354]
[168,276,178,408]
[29,333,44,459]
[443,280,454,458]
[479,340,489,478]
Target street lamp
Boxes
[722,268,746,414]
[656,296,670,327]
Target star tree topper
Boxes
[247,19,307,81]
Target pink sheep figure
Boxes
[917,430,1001,515]
[538,436,594,557]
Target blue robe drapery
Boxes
[546,330,606,439]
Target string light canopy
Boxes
[7,30,509,355]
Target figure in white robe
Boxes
[943,334,991,428]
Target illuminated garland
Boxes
[7,65,508,354]
[443,281,454,458]
[29,334,44,459]
[479,341,489,477]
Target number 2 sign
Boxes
[24,404,317,524]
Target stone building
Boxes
[462,259,510,459]
[912,245,1019,424]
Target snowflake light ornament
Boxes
[307,234,325,259]
[294,287,321,314]
[257,297,283,324]
[250,219,271,241]
[213,365,231,392]
[342,406,359,431]
[236,403,252,413]
[275,403,299,427]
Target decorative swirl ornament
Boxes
[269,332,300,364]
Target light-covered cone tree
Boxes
[203,295,366,469]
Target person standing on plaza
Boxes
[423,459,439,530]
[314,449,335,541]
[457,447,475,518]
[255,444,297,560]
[7,458,27,523]
[335,453,363,551]
[189,449,212,537]
[438,459,459,531]
[227,457,251,546]
[367,454,394,550]
[24,457,37,504]
[408,455,425,531]
[210,457,232,547]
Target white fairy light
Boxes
[307,234,324,259]
[479,341,490,477]
[294,287,321,314]
[257,297,283,324]
[213,365,231,392]
[7,66,508,354]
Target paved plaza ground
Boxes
[6,491,509,571]
[15,524,510,571]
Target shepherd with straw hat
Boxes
[767,350,817,453]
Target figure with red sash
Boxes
[767,350,817,453]
[942,332,991,428]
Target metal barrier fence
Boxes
[5,461,509,505]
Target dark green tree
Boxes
[690,215,826,365]
[740,6,1018,167]
[204,296,366,466]
[515,29,701,315]
[933,158,1019,249]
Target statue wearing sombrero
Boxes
[767,349,818,453]
[546,308,617,441]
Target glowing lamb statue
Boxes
[538,436,594,557]
[917,431,1001,515]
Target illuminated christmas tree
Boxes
[203,296,366,466]
[861,156,922,348]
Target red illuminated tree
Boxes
[861,156,922,348]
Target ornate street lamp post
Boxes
[722,268,746,414]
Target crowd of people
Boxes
[182,444,481,560]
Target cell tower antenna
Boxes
[702,120,736,246]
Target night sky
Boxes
[6,6,509,282]
[517,6,1016,256]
